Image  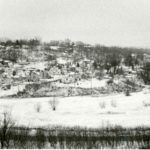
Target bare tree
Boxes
[139,62,150,85]
[0,111,15,149]
[49,96,59,111]
[35,103,41,113]
[35,129,46,149]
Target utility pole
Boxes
[18,83,20,93]
[91,70,93,95]
[91,58,93,96]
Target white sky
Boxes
[0,0,150,48]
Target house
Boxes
[131,53,137,58]
[4,68,13,77]
[61,75,75,84]
[6,46,13,51]
[28,71,40,82]
[50,46,60,51]
[40,69,50,79]
[0,68,4,75]
[16,69,26,78]
[57,57,67,65]
[48,66,61,77]
[61,73,81,84]
[22,45,29,49]
[0,59,12,67]
[143,54,150,63]
[23,69,40,82]
[77,58,92,69]
[12,75,26,83]
[60,65,67,75]
[0,45,5,49]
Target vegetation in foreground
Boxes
[0,113,150,149]
[0,125,150,149]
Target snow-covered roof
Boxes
[83,58,91,62]
[57,58,67,64]
[57,57,72,64]
[50,46,60,50]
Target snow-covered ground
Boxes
[73,78,108,88]
[0,89,150,128]
[24,61,47,70]
[58,78,108,88]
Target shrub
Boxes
[125,89,130,96]
[35,129,46,149]
[143,101,150,107]
[111,100,117,108]
[49,96,59,111]
[99,101,106,109]
[138,62,150,85]
[35,103,41,113]
[95,70,104,80]
[107,78,113,85]
[16,89,29,98]
[12,127,30,148]
[0,111,15,149]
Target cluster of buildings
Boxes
[0,52,95,91]
[1,42,149,92]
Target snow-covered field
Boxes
[0,89,150,129]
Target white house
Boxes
[48,66,61,77]
[144,54,150,63]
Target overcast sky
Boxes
[0,0,150,47]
